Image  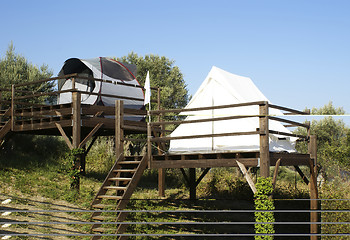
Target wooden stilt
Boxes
[71,91,81,190]
[72,92,81,148]
[157,87,166,197]
[308,135,318,240]
[158,168,165,197]
[259,102,270,178]
[189,168,196,200]
[115,100,124,157]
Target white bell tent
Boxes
[169,66,296,153]
[57,57,144,109]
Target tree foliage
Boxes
[118,52,189,110]
[294,102,350,179]
[0,42,53,102]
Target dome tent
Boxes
[57,57,144,109]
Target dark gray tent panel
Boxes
[58,57,144,109]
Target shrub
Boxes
[254,177,275,240]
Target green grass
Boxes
[1,136,348,239]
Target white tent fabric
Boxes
[169,66,296,153]
[57,58,144,109]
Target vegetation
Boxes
[1,45,349,238]
[118,52,189,110]
[294,102,350,180]
[0,42,54,103]
[254,177,275,240]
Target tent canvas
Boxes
[57,57,144,109]
[169,66,296,153]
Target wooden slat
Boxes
[269,116,310,128]
[149,101,266,115]
[269,130,308,139]
[152,130,260,142]
[150,114,259,127]
[269,104,309,115]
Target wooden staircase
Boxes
[0,108,12,147]
[90,153,148,240]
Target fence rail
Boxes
[1,199,349,238]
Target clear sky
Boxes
[1,0,350,123]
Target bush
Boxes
[320,179,350,239]
[254,177,275,240]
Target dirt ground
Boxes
[0,193,89,240]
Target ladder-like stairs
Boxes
[90,153,148,240]
[0,108,12,147]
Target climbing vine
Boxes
[254,177,275,240]
[65,148,85,190]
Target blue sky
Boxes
[1,0,350,123]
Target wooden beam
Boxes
[294,166,309,185]
[151,158,259,169]
[272,158,281,189]
[55,123,73,150]
[78,123,104,148]
[85,135,98,155]
[195,168,211,187]
[180,168,190,186]
[236,160,257,194]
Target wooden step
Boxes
[91,204,116,209]
[118,161,141,164]
[102,186,127,190]
[108,177,132,181]
[97,195,123,200]
[113,169,136,173]
[92,227,117,232]
[91,215,118,221]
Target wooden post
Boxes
[11,85,15,131]
[71,91,81,190]
[147,122,152,168]
[189,168,196,200]
[115,100,124,157]
[308,135,318,240]
[72,91,81,148]
[157,87,165,197]
[259,102,270,178]
[0,90,2,123]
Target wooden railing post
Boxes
[115,100,124,157]
[11,85,15,131]
[157,87,165,197]
[308,135,318,240]
[259,102,270,178]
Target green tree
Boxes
[294,102,350,179]
[118,52,189,110]
[0,42,53,103]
